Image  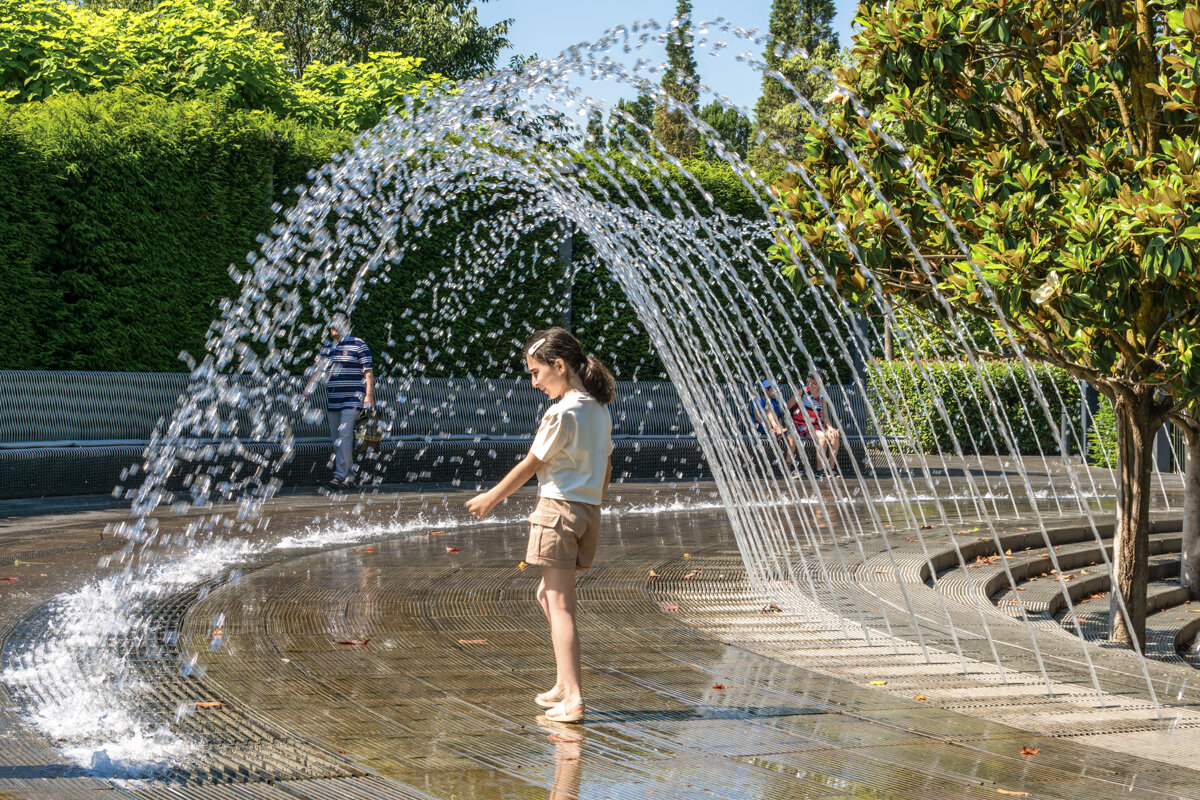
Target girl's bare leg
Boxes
[540,565,583,702]
[827,428,841,472]
[535,576,564,695]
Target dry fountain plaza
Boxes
[3,459,1200,800]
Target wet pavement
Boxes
[2,466,1199,799]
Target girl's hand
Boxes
[465,491,498,520]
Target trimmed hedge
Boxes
[1,90,821,378]
[0,88,349,371]
[1087,394,1118,468]
[869,360,1083,456]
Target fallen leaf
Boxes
[192,701,225,709]
[518,561,528,570]
[683,553,691,559]
[683,571,698,579]
[445,547,459,553]
[1020,746,1040,756]
[1075,618,1087,623]
[458,639,486,645]
[920,525,933,530]
[662,604,680,612]
[648,569,661,579]
[906,537,919,542]
[997,791,1030,797]
[548,733,582,743]
[762,603,783,613]
[914,695,927,701]
[0,577,18,582]
[1188,609,1200,614]
[1005,549,1012,555]
[355,547,374,552]
[428,530,446,535]
[1014,587,1026,591]
[873,568,888,574]
[712,684,727,691]
[335,638,371,647]
[870,680,887,686]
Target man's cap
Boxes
[761,379,774,389]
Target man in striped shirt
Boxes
[305,314,374,488]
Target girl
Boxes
[465,327,615,723]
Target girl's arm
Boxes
[465,452,544,519]
[602,457,612,501]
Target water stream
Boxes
[2,16,1174,774]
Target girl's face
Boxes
[807,376,820,394]
[527,354,570,399]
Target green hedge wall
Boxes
[0,88,349,371]
[1087,394,1118,467]
[869,360,1083,456]
[0,88,842,379]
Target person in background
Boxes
[303,314,374,488]
[754,379,798,477]
[790,369,840,477]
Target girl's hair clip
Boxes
[527,337,548,356]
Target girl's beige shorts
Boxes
[525,496,602,570]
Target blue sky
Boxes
[478,1,858,117]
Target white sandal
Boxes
[535,687,565,708]
[544,697,585,723]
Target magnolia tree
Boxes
[771,0,1200,648]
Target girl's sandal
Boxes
[535,687,565,708]
[544,698,585,723]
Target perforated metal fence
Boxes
[0,371,885,498]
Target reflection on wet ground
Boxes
[1,472,1197,799]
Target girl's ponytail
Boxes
[525,327,617,405]
[580,354,615,405]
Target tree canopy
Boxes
[699,101,753,160]
[771,0,1200,648]
[0,0,451,130]
[230,0,512,79]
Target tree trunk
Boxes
[1131,0,1164,156]
[1109,389,1157,649]
[1182,424,1200,600]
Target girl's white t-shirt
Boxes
[529,392,613,505]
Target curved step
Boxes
[992,554,1180,619]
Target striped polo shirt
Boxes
[320,336,372,410]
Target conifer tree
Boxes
[652,0,699,160]
[752,0,840,170]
